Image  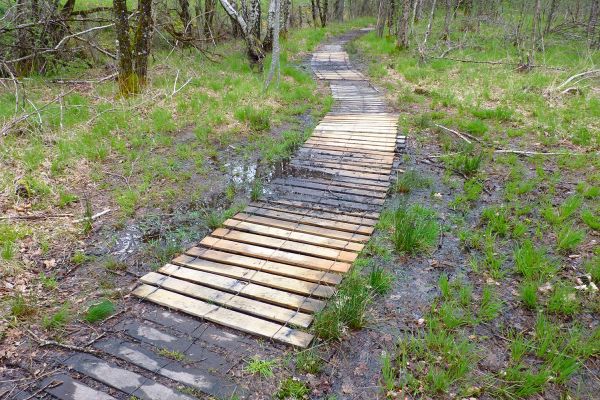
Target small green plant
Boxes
[368,265,394,294]
[513,240,555,280]
[478,286,502,321]
[295,348,323,374]
[392,204,440,254]
[542,195,582,225]
[547,284,579,316]
[158,348,186,361]
[581,209,599,231]
[584,255,600,283]
[57,190,79,208]
[394,170,432,193]
[42,303,71,330]
[38,272,58,290]
[10,294,36,319]
[482,206,510,237]
[380,351,395,392]
[84,299,115,323]
[447,152,484,176]
[250,179,263,201]
[312,307,343,340]
[556,224,585,253]
[104,256,126,272]
[71,250,89,265]
[234,105,271,131]
[520,281,538,310]
[82,198,93,234]
[275,378,309,399]
[245,357,276,378]
[205,210,225,230]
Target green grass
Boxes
[391,204,440,254]
[555,224,585,254]
[84,299,115,323]
[513,240,556,280]
[295,348,323,374]
[245,357,276,378]
[42,303,71,331]
[393,169,432,193]
[275,378,310,399]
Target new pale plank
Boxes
[133,285,314,347]
[173,252,339,293]
[210,227,358,262]
[196,237,351,273]
[141,272,313,327]
[223,218,364,251]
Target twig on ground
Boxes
[554,69,600,91]
[26,329,101,355]
[0,213,74,221]
[493,149,572,156]
[431,55,565,71]
[22,380,62,400]
[73,208,111,223]
[434,123,475,144]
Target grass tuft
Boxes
[84,299,115,323]
[391,204,440,254]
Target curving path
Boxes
[13,29,403,400]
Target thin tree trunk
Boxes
[204,0,216,38]
[311,0,319,26]
[218,0,265,65]
[113,0,135,95]
[544,0,559,35]
[441,0,452,40]
[177,0,192,36]
[376,0,386,37]
[397,0,411,49]
[531,0,542,58]
[265,0,281,89]
[264,0,277,51]
[133,0,153,86]
[588,0,599,44]
[334,0,344,21]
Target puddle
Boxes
[111,224,144,260]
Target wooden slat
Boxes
[245,205,375,234]
[142,272,313,327]
[173,252,340,291]
[272,178,387,199]
[158,264,328,311]
[223,218,364,251]
[196,238,352,273]
[210,227,358,262]
[257,199,381,220]
[133,284,314,347]
[231,213,370,243]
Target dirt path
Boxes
[2,29,406,400]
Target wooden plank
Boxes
[290,163,391,182]
[302,142,393,157]
[272,178,387,199]
[306,138,396,151]
[158,263,330,309]
[141,272,313,327]
[291,158,392,175]
[272,182,385,203]
[210,227,358,262]
[223,218,364,251]
[196,238,351,273]
[231,213,370,243]
[173,252,340,291]
[245,205,375,233]
[297,148,395,164]
[133,285,314,348]
[255,199,381,221]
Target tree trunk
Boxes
[441,0,452,40]
[265,0,281,89]
[204,0,216,39]
[177,0,193,37]
[588,0,599,44]
[113,0,135,95]
[531,0,541,55]
[387,0,396,36]
[544,0,559,35]
[264,0,277,51]
[334,0,344,21]
[319,0,328,27]
[397,0,411,49]
[311,0,319,26]
[376,0,386,37]
[133,0,153,86]
[218,0,265,66]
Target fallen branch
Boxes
[73,208,111,223]
[0,213,73,221]
[555,69,600,91]
[431,56,565,71]
[434,123,478,144]
[26,329,101,355]
[493,149,572,156]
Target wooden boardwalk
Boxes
[131,32,402,348]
